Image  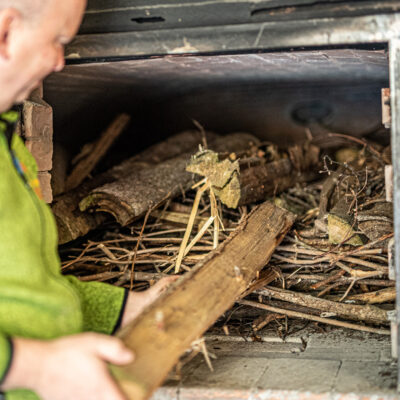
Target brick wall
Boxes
[22,87,53,203]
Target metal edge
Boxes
[390,38,400,392]
[66,13,400,61]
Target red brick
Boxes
[38,172,53,204]
[25,136,53,171]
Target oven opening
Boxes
[38,46,396,396]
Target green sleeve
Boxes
[0,335,12,385]
[64,276,128,335]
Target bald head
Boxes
[0,0,49,18]
[0,0,86,112]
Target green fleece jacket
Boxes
[0,111,128,400]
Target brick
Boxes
[38,172,53,204]
[22,100,53,139]
[22,98,53,171]
[25,136,53,171]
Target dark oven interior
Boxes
[44,47,389,169]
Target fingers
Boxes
[85,334,134,365]
[156,276,179,289]
[163,276,180,283]
[149,276,179,299]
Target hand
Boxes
[121,276,178,328]
[145,276,179,303]
[2,333,134,400]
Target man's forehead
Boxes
[0,0,85,21]
[55,0,86,35]
[0,0,48,16]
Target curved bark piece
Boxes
[80,133,259,226]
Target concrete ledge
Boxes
[154,387,399,400]
[151,330,397,400]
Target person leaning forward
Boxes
[0,2,176,399]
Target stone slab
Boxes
[182,356,268,390]
[255,358,340,393]
[334,361,397,394]
[150,329,397,399]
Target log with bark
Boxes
[239,158,317,205]
[53,130,221,244]
[239,299,390,335]
[80,139,319,226]
[79,133,259,226]
[256,286,388,325]
[112,201,295,400]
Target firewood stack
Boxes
[55,115,394,399]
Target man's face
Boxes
[0,0,86,111]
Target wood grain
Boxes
[113,201,295,400]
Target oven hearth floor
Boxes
[151,328,397,400]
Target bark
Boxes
[53,131,221,244]
[345,287,396,304]
[239,300,390,335]
[256,286,388,325]
[239,159,317,205]
[79,133,259,226]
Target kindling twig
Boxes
[175,180,210,273]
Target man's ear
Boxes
[0,8,20,60]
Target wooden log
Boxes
[66,114,131,191]
[80,133,258,226]
[239,159,317,205]
[80,137,318,226]
[256,286,388,325]
[53,131,221,244]
[239,300,390,336]
[345,287,396,304]
[112,202,295,400]
[80,156,191,225]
